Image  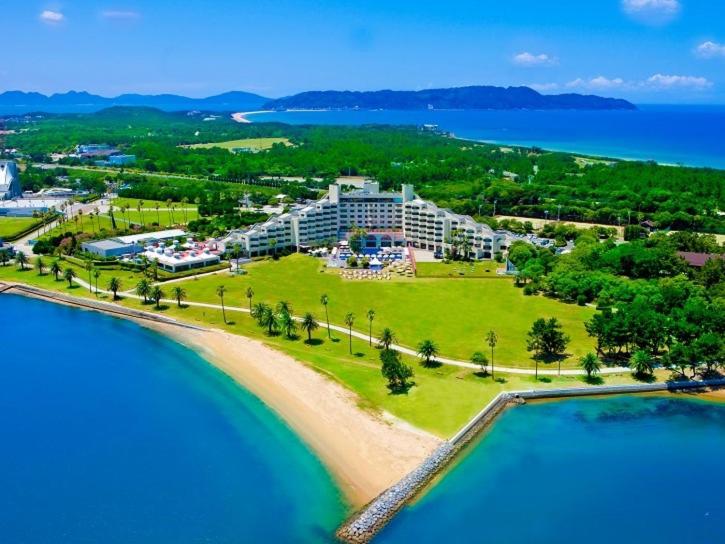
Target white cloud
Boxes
[102,10,141,20]
[622,0,680,25]
[566,76,625,90]
[512,52,557,67]
[39,10,64,24]
[646,73,712,89]
[695,41,725,59]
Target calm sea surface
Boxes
[250,105,725,169]
[376,395,725,544]
[0,295,345,543]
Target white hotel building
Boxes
[226,182,507,259]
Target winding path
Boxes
[66,274,630,377]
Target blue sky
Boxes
[2,0,725,103]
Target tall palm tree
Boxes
[251,301,268,322]
[366,309,376,346]
[93,268,101,294]
[276,300,292,315]
[63,267,76,287]
[245,286,254,312]
[136,279,151,303]
[181,197,189,223]
[378,328,397,351]
[15,250,27,271]
[344,312,355,354]
[85,259,93,293]
[151,286,165,310]
[150,260,159,281]
[301,312,319,342]
[260,305,277,335]
[77,209,84,232]
[34,256,45,275]
[166,199,173,225]
[486,330,498,380]
[137,201,145,226]
[107,277,121,300]
[417,339,439,367]
[320,294,331,339]
[108,204,117,230]
[50,259,62,281]
[155,202,161,226]
[216,285,227,323]
[172,286,187,307]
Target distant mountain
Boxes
[264,86,636,111]
[0,91,270,114]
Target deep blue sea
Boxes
[376,395,725,544]
[249,105,725,169]
[0,295,345,543]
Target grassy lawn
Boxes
[108,207,199,227]
[177,254,595,369]
[0,217,43,239]
[111,197,199,210]
[416,261,505,279]
[0,262,654,437]
[41,215,117,239]
[184,138,292,151]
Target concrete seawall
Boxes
[0,282,207,331]
[336,378,725,543]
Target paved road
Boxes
[66,273,630,377]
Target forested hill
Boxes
[263,86,637,111]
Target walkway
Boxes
[64,273,630,377]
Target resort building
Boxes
[129,240,222,273]
[225,182,507,259]
[82,229,187,258]
[0,160,21,200]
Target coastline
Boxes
[0,284,441,508]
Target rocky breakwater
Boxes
[336,442,455,543]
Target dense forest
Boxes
[7,107,724,233]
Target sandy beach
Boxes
[231,111,272,123]
[145,322,441,507]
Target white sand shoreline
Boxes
[2,284,440,508]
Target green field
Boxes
[0,262,650,437]
[416,261,505,278]
[184,137,292,151]
[42,215,117,239]
[178,254,595,368]
[109,207,199,227]
[0,217,43,240]
[111,197,199,210]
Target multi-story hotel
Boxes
[225,182,507,259]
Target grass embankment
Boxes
[0,262,650,437]
[0,217,43,239]
[183,138,292,151]
[179,254,595,368]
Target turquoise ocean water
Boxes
[0,294,345,543]
[250,105,725,169]
[376,395,725,543]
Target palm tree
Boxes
[136,279,151,303]
[631,350,654,378]
[107,277,121,300]
[34,256,45,275]
[301,312,319,342]
[151,286,165,309]
[77,209,84,232]
[245,286,254,312]
[216,285,227,323]
[417,339,439,367]
[63,267,76,287]
[150,260,159,281]
[137,201,145,226]
[260,305,277,335]
[276,300,292,315]
[155,202,161,225]
[181,197,189,223]
[485,330,498,380]
[50,259,62,281]
[580,352,601,380]
[15,250,27,270]
[0,249,9,267]
[344,312,355,354]
[366,309,376,346]
[93,268,101,294]
[172,286,187,307]
[251,301,268,322]
[85,259,93,293]
[378,328,397,351]
[269,238,278,258]
[278,309,297,338]
[471,351,489,375]
[166,199,173,225]
[320,294,331,339]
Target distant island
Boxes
[0,90,269,115]
[0,85,636,115]
[263,86,637,111]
